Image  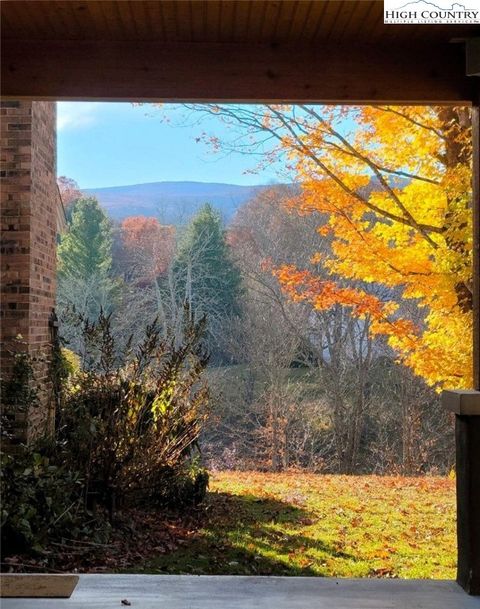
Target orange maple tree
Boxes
[121,216,175,282]
[268,105,473,389]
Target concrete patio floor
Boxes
[3,575,480,609]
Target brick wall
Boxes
[1,101,60,442]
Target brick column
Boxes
[1,101,60,442]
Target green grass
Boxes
[134,471,456,579]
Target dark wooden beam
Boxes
[455,412,480,595]
[466,39,480,77]
[1,39,476,103]
[451,104,480,596]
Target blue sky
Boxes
[57,102,285,189]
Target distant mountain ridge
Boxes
[84,181,276,225]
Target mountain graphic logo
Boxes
[396,1,467,10]
[384,0,480,23]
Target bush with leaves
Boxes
[56,307,210,514]
[0,448,109,557]
[0,348,109,559]
[1,349,40,441]
[1,308,210,561]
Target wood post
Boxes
[443,103,480,595]
[455,414,480,594]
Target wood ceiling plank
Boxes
[328,0,358,41]
[285,1,313,43]
[21,2,53,40]
[336,0,372,43]
[144,1,166,42]
[1,1,478,46]
[203,0,222,42]
[172,0,192,41]
[350,1,379,41]
[128,0,152,41]
[246,0,267,42]
[243,0,254,43]
[409,24,435,42]
[407,24,450,43]
[35,1,64,38]
[319,0,346,41]
[83,0,110,40]
[218,0,235,42]
[274,0,299,42]
[232,0,252,43]
[53,1,82,40]
[1,9,13,37]
[159,1,177,42]
[63,2,94,41]
[97,1,123,40]
[363,5,384,43]
[260,0,283,41]
[303,0,329,42]
[131,2,158,40]
[190,0,206,42]
[230,1,239,42]
[106,0,124,39]
[116,0,139,40]
[378,24,406,43]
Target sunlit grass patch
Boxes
[136,471,456,579]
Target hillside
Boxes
[84,181,274,224]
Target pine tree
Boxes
[57,198,119,347]
[173,204,241,349]
[58,197,113,281]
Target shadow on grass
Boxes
[133,491,356,576]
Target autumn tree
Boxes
[57,176,83,221]
[120,215,175,285]
[108,216,177,345]
[195,184,452,473]
[186,104,473,390]
[226,186,383,473]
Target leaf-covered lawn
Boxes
[136,471,456,579]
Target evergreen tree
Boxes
[173,204,241,352]
[57,197,119,348]
[58,197,113,281]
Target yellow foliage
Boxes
[275,106,473,389]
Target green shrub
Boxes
[1,349,40,441]
[0,448,110,557]
[56,309,210,514]
[1,307,210,561]
[136,460,209,509]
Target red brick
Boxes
[1,101,60,442]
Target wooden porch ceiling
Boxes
[2,0,479,45]
[1,1,479,103]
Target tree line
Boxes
[57,177,456,475]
